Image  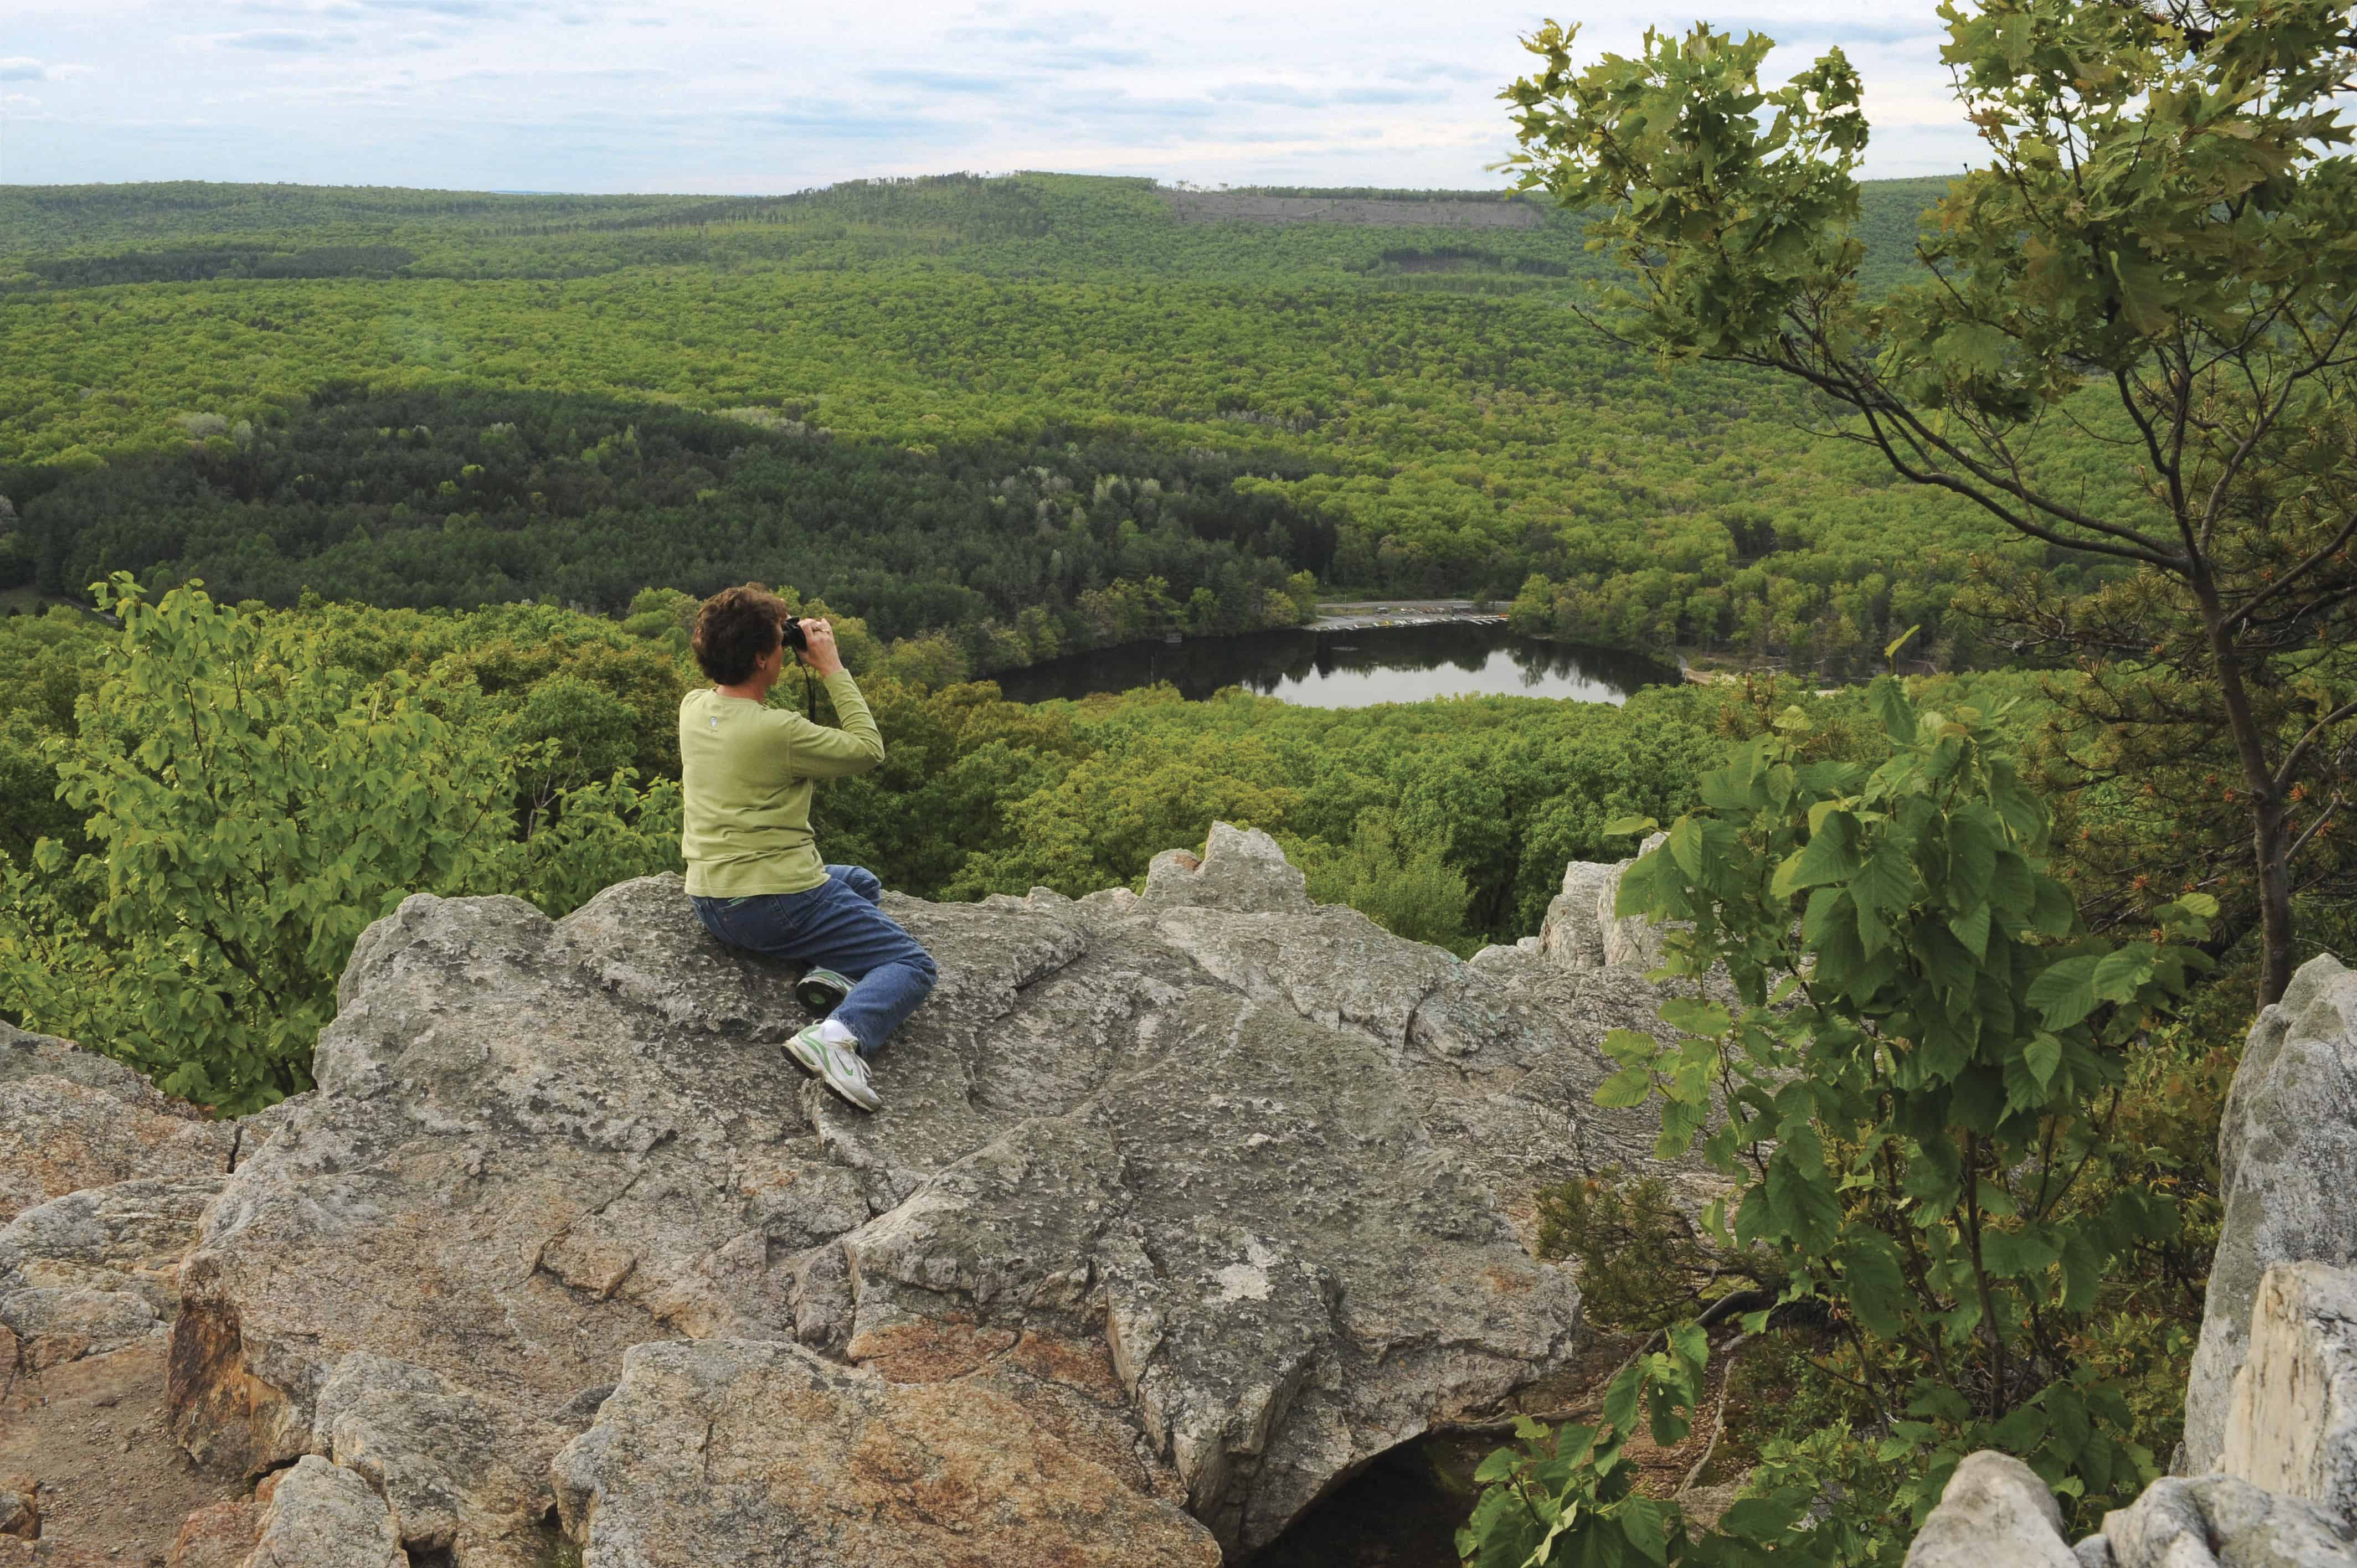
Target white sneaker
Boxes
[786,1023,881,1113]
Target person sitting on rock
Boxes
[678,585,936,1112]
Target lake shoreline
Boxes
[990,620,1681,708]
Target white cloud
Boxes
[3,54,98,81]
[203,28,362,50]
[2,0,1985,189]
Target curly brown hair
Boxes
[692,585,789,685]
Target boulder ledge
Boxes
[161,826,1684,1564]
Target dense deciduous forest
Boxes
[2,149,2350,1564]
[1,172,2123,672]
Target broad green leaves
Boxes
[0,578,683,1112]
[1457,1335,1709,1568]
[1504,0,2357,1019]
[1501,20,1867,364]
[1508,677,2205,1560]
[1771,809,1862,896]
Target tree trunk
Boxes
[2205,598,2296,1008]
[2253,797,2296,1010]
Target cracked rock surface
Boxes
[166,824,1689,1563]
[1,1022,239,1224]
[2185,956,2357,1472]
[551,1337,1224,1568]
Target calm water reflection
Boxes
[994,621,1678,708]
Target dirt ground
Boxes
[1,1338,244,1566]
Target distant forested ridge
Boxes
[0,171,2126,675]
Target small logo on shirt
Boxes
[710,718,719,729]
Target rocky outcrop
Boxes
[2093,1476,2353,1568]
[2224,1263,2357,1533]
[1526,832,1668,974]
[2185,955,2357,1469]
[0,1022,238,1223]
[1536,858,1623,969]
[1,1178,224,1370]
[550,1337,1223,1566]
[0,1035,280,1562]
[150,824,1690,1564]
[1902,1452,2076,1568]
[242,1457,406,1568]
[1905,1459,2355,1568]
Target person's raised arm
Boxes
[777,618,882,777]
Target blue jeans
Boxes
[690,865,936,1056]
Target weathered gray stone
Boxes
[1,1022,156,1095]
[1903,1451,2076,1568]
[2099,1475,2355,1568]
[308,1353,569,1566]
[1539,859,1621,969]
[2188,956,2357,1470]
[1598,833,1675,971]
[0,1172,230,1378]
[2224,1263,2357,1533]
[0,1028,234,1224]
[0,1285,160,1369]
[241,1456,406,1568]
[1143,821,1311,914]
[168,828,1684,1559]
[0,1177,223,1319]
[551,1337,1220,1568]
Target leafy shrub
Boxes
[1459,1335,1710,1568]
[0,577,511,1108]
[0,577,681,1112]
[1533,1168,1779,1336]
[1461,679,2213,1564]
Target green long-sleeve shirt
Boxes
[678,671,883,898]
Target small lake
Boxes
[993,621,1679,708]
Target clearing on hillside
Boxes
[1161,190,1542,228]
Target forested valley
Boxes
[3,148,2353,1564]
[1,172,2111,673]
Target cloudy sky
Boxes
[2,1,1979,194]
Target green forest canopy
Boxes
[0,172,2132,673]
[0,170,2327,1517]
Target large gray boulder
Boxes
[241,1456,406,1568]
[1903,1452,2077,1568]
[169,826,1685,1562]
[2186,956,2357,1470]
[2097,1475,2353,1568]
[0,1023,236,1223]
[0,1176,226,1369]
[1903,1459,2357,1568]
[1537,859,1622,969]
[550,1337,1221,1567]
[1527,832,1670,975]
[2224,1263,2357,1533]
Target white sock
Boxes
[817,1018,858,1048]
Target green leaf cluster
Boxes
[0,577,684,1110]
[1459,1333,1708,1568]
[1464,680,2212,1565]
